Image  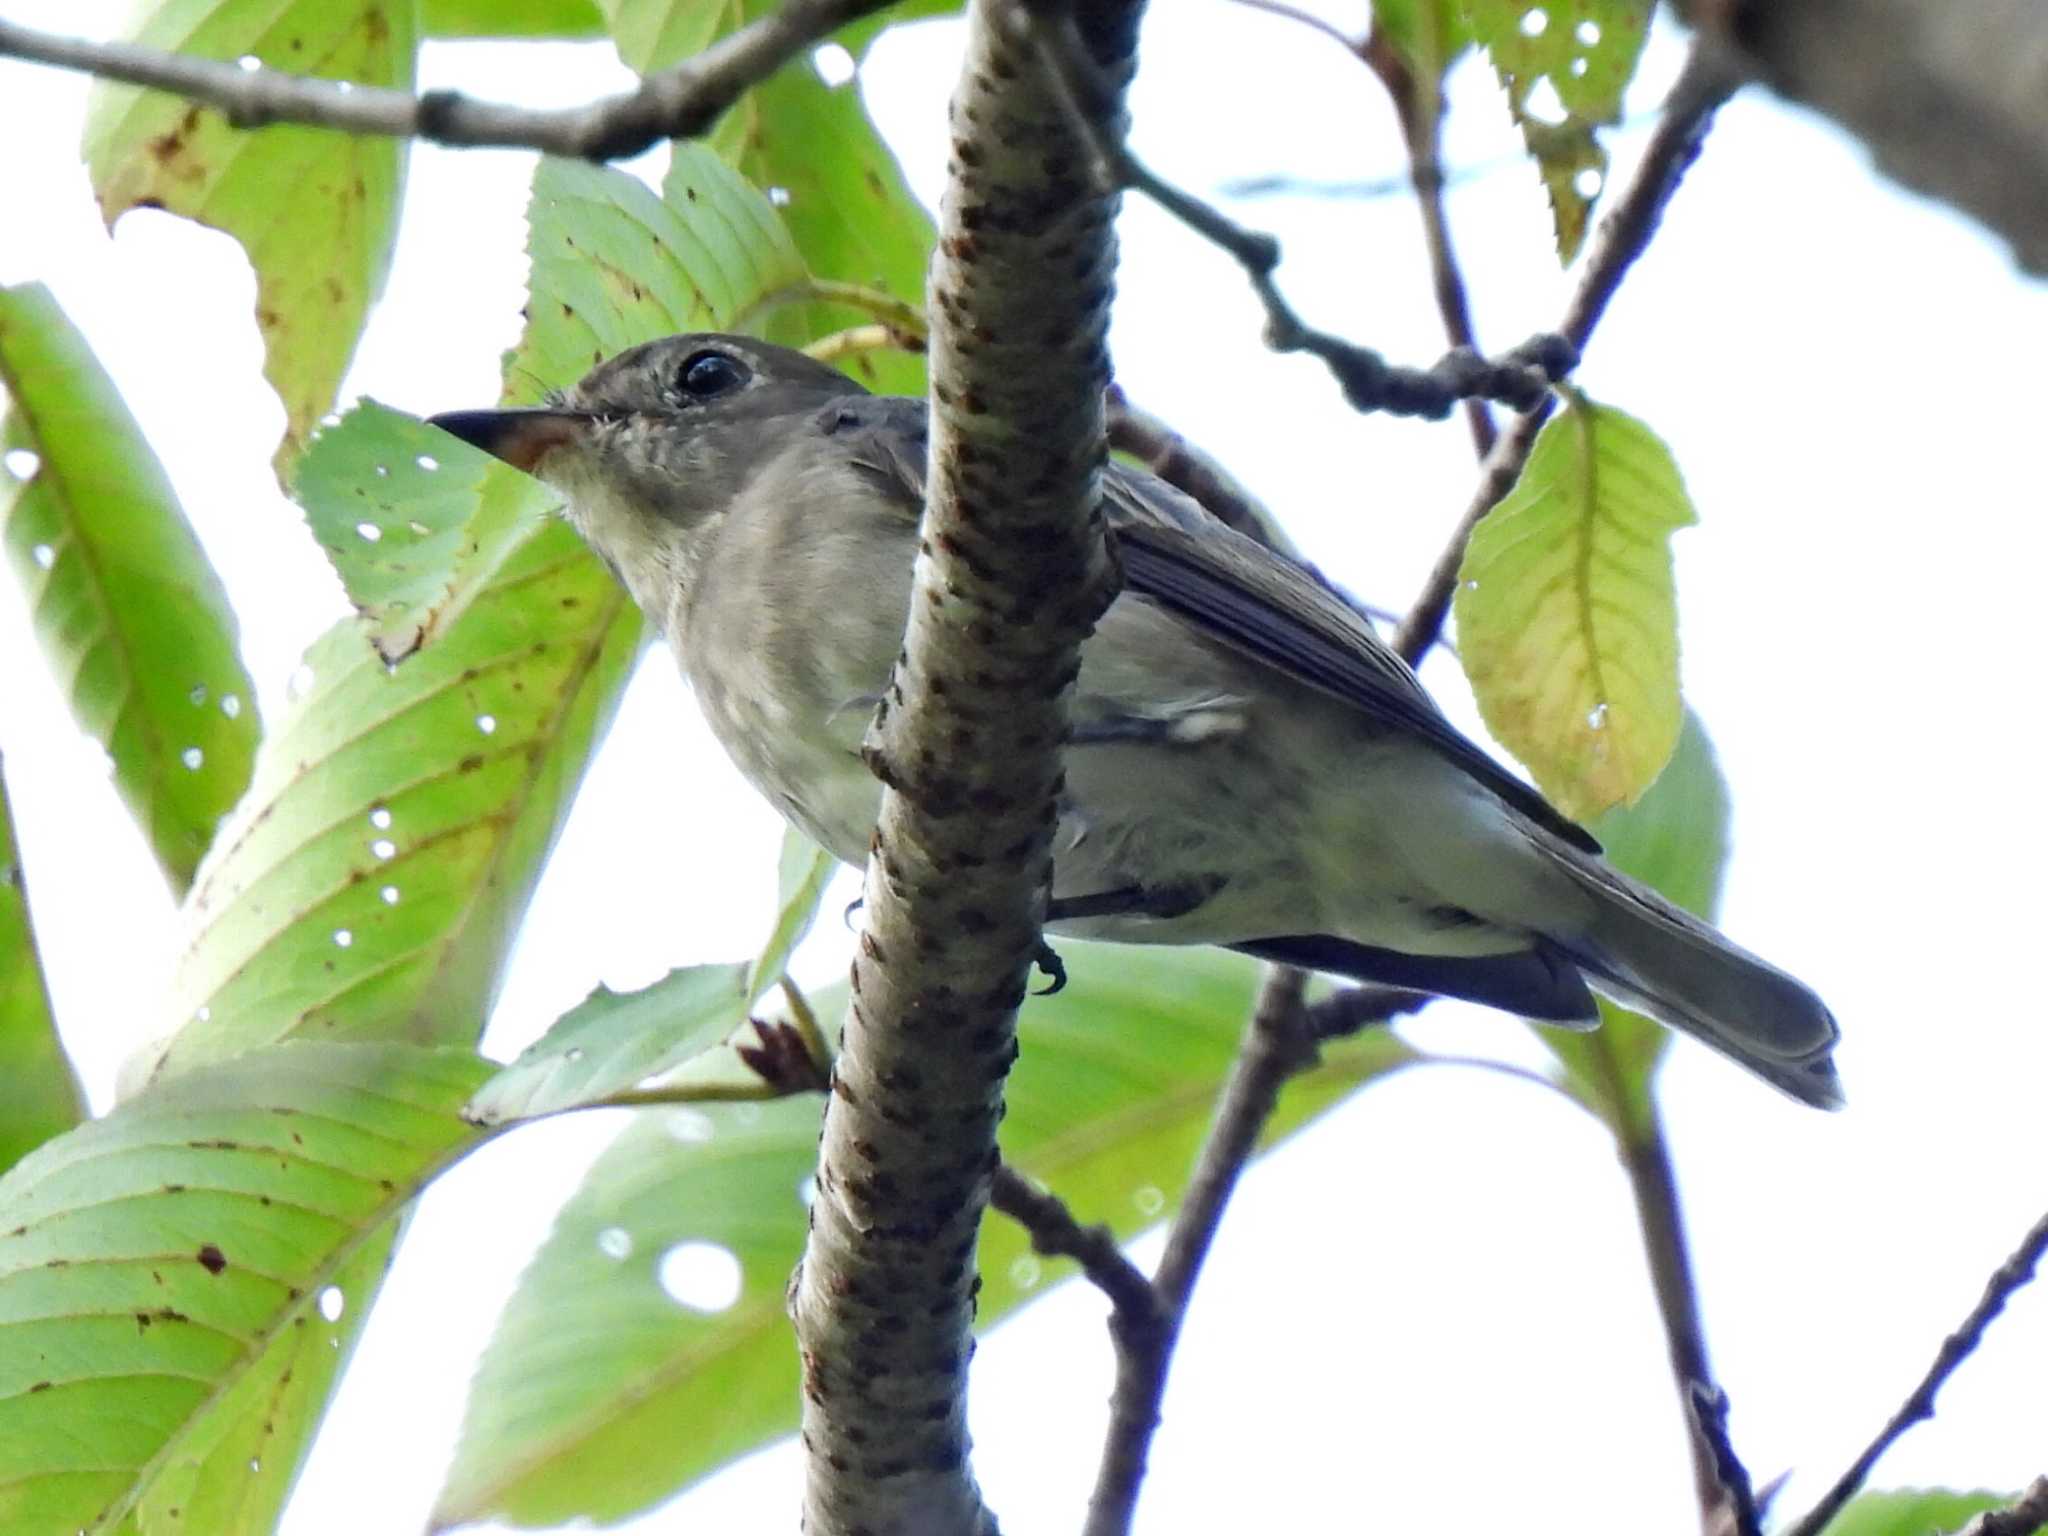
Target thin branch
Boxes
[1302,982,1431,1040]
[1026,11,1575,422]
[1956,1478,2048,1536]
[737,278,932,340]
[1391,40,1739,662]
[785,0,1140,1528]
[989,1164,1162,1326]
[1621,1112,1728,1528]
[1103,388,1295,554]
[1359,31,1496,458]
[0,0,888,162]
[1783,1206,2048,1536]
[1688,1384,1763,1536]
[1227,0,1360,55]
[1084,964,1316,1536]
[802,322,924,364]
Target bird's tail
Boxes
[1543,842,1844,1109]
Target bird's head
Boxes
[428,332,865,623]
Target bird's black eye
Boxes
[677,350,749,400]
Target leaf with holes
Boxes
[81,0,416,471]
[1531,710,1727,1131]
[505,149,807,403]
[465,965,754,1127]
[296,399,553,664]
[86,151,821,1530]
[0,1043,489,1533]
[1460,0,1649,260]
[142,152,808,1089]
[1454,394,1691,821]
[0,766,86,1178]
[0,282,261,895]
[432,945,1417,1528]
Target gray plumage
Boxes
[429,333,1843,1108]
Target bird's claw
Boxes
[1032,940,1068,996]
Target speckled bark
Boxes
[787,3,1139,1533]
[1685,0,2048,275]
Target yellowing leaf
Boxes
[1454,395,1691,820]
[81,0,416,473]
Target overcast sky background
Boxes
[4,2,2047,1531]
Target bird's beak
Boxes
[427,408,595,475]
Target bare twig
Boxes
[1783,1207,2048,1536]
[1688,1385,1763,1536]
[1228,0,1359,54]
[1084,965,1315,1536]
[802,322,924,364]
[738,278,931,340]
[0,0,888,161]
[1391,41,1739,661]
[1023,10,1575,422]
[1359,30,1496,458]
[1956,1478,2048,1536]
[1302,982,1431,1040]
[1621,1114,1728,1527]
[1103,388,1294,554]
[990,1164,1162,1325]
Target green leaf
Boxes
[1459,0,1650,261]
[83,152,815,1527]
[422,0,603,36]
[81,0,417,470]
[752,826,834,997]
[296,399,553,664]
[0,282,261,895]
[598,0,932,392]
[145,151,808,1088]
[1825,1488,2021,1536]
[505,149,807,404]
[433,945,1416,1528]
[1454,393,1692,822]
[465,964,754,1127]
[469,827,835,1128]
[707,56,933,397]
[0,765,86,1177]
[137,522,642,1084]
[1532,710,1729,1128]
[0,1043,490,1534]
[1372,0,1472,80]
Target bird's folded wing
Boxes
[1102,470,1601,854]
[834,394,1596,854]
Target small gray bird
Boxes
[430,334,1842,1108]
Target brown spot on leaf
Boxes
[197,1244,227,1275]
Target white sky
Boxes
[4,3,2047,1532]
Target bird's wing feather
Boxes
[834,395,1599,855]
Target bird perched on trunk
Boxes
[430,333,1842,1108]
